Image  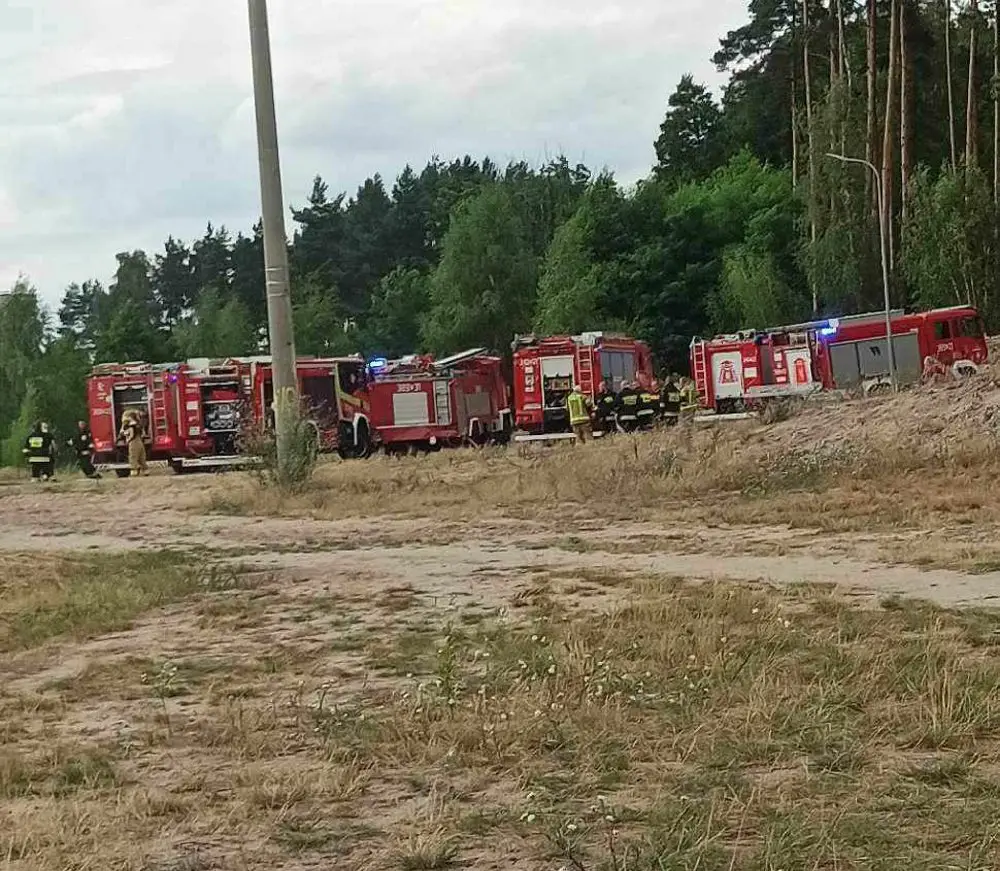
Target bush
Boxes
[242,416,319,491]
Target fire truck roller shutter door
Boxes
[541,357,574,379]
[829,342,861,387]
[854,333,921,384]
[785,348,813,384]
[892,333,922,383]
[711,352,743,399]
[392,391,431,427]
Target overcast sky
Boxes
[0,0,748,305]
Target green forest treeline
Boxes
[2,0,998,461]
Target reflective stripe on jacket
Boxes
[566,392,589,426]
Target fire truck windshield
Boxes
[960,316,985,338]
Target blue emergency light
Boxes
[818,318,840,337]
[367,357,388,372]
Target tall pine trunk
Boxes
[866,0,878,202]
[883,0,899,271]
[900,0,912,224]
[967,0,979,167]
[946,0,957,169]
[803,0,818,314]
[836,0,849,86]
[994,7,999,201]
[791,57,799,188]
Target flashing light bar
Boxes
[367,357,388,372]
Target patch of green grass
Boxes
[271,818,381,855]
[367,625,440,674]
[0,551,226,652]
[395,829,460,870]
[0,745,120,798]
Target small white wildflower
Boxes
[752,607,760,615]
[547,664,557,675]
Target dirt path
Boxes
[1,476,999,608]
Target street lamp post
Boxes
[825,153,897,393]
[248,0,299,481]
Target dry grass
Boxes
[7,385,1000,867]
[6,554,1000,869]
[203,416,1000,538]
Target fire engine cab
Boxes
[512,332,654,439]
[366,348,511,452]
[88,361,183,476]
[87,355,373,473]
[690,305,988,414]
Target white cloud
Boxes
[0,0,748,305]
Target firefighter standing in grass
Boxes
[566,384,592,444]
[679,377,699,416]
[23,421,55,481]
[594,380,617,434]
[69,420,101,480]
[120,410,147,477]
[661,375,681,426]
[616,381,641,432]
[637,381,660,429]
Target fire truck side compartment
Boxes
[829,332,921,386]
[393,391,431,427]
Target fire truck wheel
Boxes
[355,421,372,459]
[468,420,487,447]
[170,460,185,475]
[954,361,979,378]
[115,469,131,479]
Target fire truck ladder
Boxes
[152,383,170,438]
[691,341,708,392]
[575,346,594,395]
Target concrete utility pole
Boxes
[825,153,897,393]
[248,0,299,479]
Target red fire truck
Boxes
[367,348,511,452]
[88,355,373,473]
[690,305,989,414]
[88,361,185,476]
[512,332,655,438]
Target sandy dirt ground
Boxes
[2,473,998,610]
[5,463,1000,870]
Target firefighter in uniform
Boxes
[679,377,699,416]
[637,381,660,430]
[120,410,148,477]
[594,380,617,435]
[616,381,641,432]
[69,420,101,479]
[23,421,55,481]
[661,375,681,426]
[566,384,592,444]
